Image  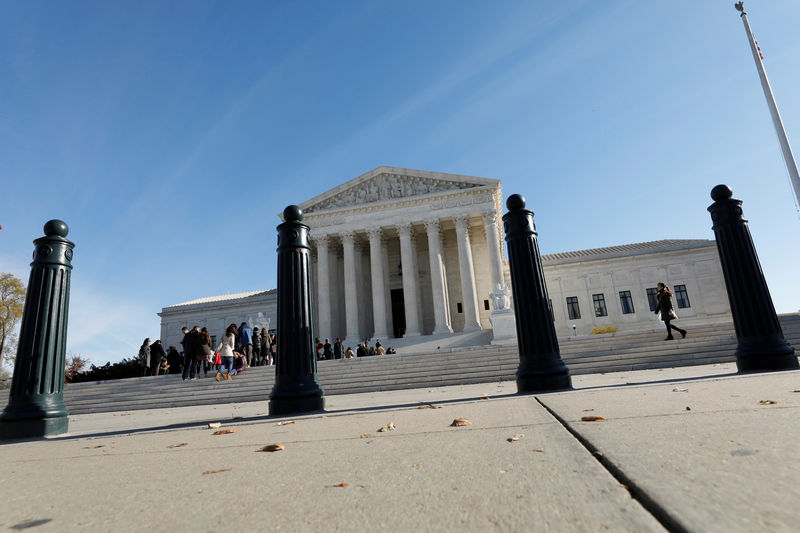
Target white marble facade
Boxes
[302,167,506,347]
[158,167,733,348]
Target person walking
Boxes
[253,327,262,365]
[238,322,254,366]
[333,337,342,360]
[654,283,687,341]
[261,330,272,365]
[138,338,151,376]
[323,339,333,360]
[150,339,167,376]
[215,323,237,381]
[199,327,213,377]
[182,325,202,380]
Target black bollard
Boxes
[1,220,75,439]
[502,195,572,393]
[708,185,798,372]
[269,205,325,415]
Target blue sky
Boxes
[2,1,799,368]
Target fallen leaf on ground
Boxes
[208,422,222,429]
[507,434,524,442]
[418,404,442,409]
[331,483,349,488]
[685,406,691,411]
[168,443,189,449]
[260,443,285,452]
[672,387,688,392]
[582,409,594,412]
[202,468,232,475]
[593,450,604,458]
[759,400,778,405]
[531,449,545,453]
[581,416,605,422]
[377,422,396,432]
[84,445,104,449]
[479,396,490,400]
[450,418,471,427]
[213,429,239,435]
[277,420,296,426]
[255,412,266,416]
[360,434,372,439]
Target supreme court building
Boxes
[158,167,732,350]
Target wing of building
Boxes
[158,167,730,350]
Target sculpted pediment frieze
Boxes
[304,173,483,213]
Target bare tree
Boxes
[0,272,26,369]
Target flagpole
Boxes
[735,2,800,212]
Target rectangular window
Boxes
[566,296,581,320]
[484,299,490,311]
[619,291,635,314]
[210,335,217,349]
[592,294,607,317]
[457,302,463,314]
[674,284,691,308]
[646,288,658,311]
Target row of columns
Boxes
[312,211,505,346]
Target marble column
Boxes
[453,214,481,331]
[368,228,389,340]
[314,234,331,340]
[423,219,452,334]
[397,223,421,337]
[341,231,360,345]
[482,210,505,291]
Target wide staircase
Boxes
[4,315,800,415]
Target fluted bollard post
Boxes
[269,206,325,415]
[708,185,798,372]
[502,195,572,393]
[1,220,75,439]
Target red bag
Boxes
[213,352,221,365]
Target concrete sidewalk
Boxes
[1,362,798,532]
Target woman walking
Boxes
[654,283,687,341]
[215,324,237,381]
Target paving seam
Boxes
[535,396,690,533]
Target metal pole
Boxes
[736,3,800,211]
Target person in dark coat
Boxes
[167,346,182,374]
[654,283,687,341]
[182,325,202,380]
[333,338,342,360]
[138,338,151,376]
[253,327,262,365]
[356,343,368,357]
[150,340,167,376]
[323,339,333,360]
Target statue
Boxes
[490,283,511,311]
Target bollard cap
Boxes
[711,184,733,201]
[43,219,69,237]
[506,194,526,210]
[283,205,303,222]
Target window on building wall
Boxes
[674,284,691,308]
[457,302,463,314]
[592,294,607,317]
[566,296,581,320]
[619,291,635,314]
[484,299,490,311]
[646,288,658,311]
[210,335,217,349]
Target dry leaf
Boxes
[377,422,396,432]
[417,404,442,409]
[582,409,594,412]
[331,482,349,488]
[84,445,104,449]
[593,450,604,458]
[581,416,605,422]
[202,468,232,475]
[168,443,189,449]
[672,387,688,393]
[479,396,490,400]
[360,434,372,439]
[450,418,471,427]
[260,443,285,452]
[531,449,545,453]
[507,434,524,442]
[685,406,691,411]
[759,400,778,405]
[208,422,222,429]
[213,429,239,435]
[277,420,296,426]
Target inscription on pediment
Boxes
[305,173,481,213]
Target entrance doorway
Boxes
[390,289,406,338]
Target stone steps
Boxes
[2,315,799,415]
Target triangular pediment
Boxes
[301,166,499,214]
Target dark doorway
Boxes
[390,289,406,338]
